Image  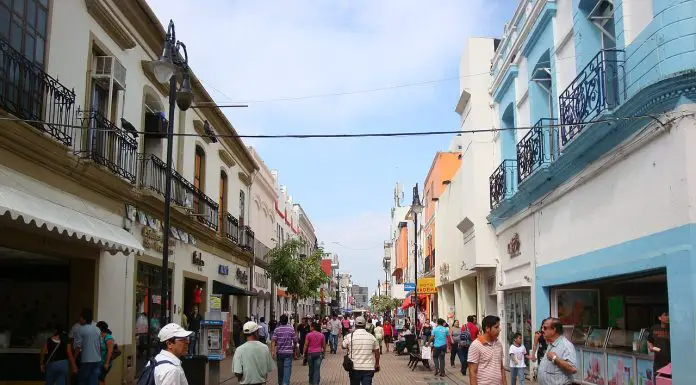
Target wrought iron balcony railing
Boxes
[254,239,272,261]
[0,37,76,146]
[516,118,558,184]
[139,154,219,230]
[74,110,137,183]
[225,213,239,243]
[489,159,517,210]
[559,49,625,146]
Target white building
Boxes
[436,37,500,325]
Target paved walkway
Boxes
[219,342,537,385]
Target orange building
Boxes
[421,151,461,319]
[393,222,409,284]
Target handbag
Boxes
[342,332,354,372]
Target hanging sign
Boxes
[417,277,436,294]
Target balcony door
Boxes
[219,171,227,235]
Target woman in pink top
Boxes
[304,323,326,385]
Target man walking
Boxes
[73,309,101,385]
[271,314,297,385]
[232,321,273,385]
[257,317,269,345]
[467,315,506,385]
[328,314,341,354]
[429,318,449,377]
[537,317,577,385]
[152,323,192,385]
[342,316,380,385]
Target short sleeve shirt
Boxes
[467,337,503,385]
[305,331,325,353]
[342,330,379,371]
[537,335,577,385]
[432,326,449,348]
[271,325,297,355]
[329,320,342,335]
[232,341,273,385]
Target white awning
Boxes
[0,185,144,255]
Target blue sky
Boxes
[148,1,518,293]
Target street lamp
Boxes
[149,20,193,327]
[410,184,423,335]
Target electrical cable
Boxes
[0,112,684,140]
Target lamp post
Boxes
[411,184,423,336]
[149,20,194,328]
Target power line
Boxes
[0,112,681,139]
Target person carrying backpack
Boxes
[137,323,192,385]
[457,320,473,376]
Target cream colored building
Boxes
[0,1,260,384]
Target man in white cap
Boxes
[342,316,380,385]
[232,321,273,385]
[152,323,192,385]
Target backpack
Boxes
[366,323,375,335]
[136,358,173,385]
[459,328,472,349]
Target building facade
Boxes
[486,0,696,380]
[0,1,260,384]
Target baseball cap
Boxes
[158,323,192,341]
[243,321,259,334]
[355,316,366,326]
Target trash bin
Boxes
[656,363,672,385]
[181,355,208,385]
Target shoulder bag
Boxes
[342,332,354,372]
[45,339,61,364]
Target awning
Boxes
[0,185,143,254]
[213,280,257,296]
[392,267,403,277]
[401,294,428,310]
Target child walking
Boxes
[509,332,528,385]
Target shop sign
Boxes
[507,233,521,258]
[192,251,205,271]
[218,265,229,276]
[141,227,175,255]
[236,267,249,285]
[417,277,436,294]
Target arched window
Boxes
[193,146,206,212]
[219,171,228,234]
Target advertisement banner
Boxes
[417,277,436,294]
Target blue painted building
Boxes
[485,0,696,382]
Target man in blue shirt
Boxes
[73,308,102,385]
[429,318,449,377]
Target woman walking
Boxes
[96,321,114,385]
[304,322,325,385]
[449,320,462,367]
[429,319,449,377]
[383,320,393,352]
[40,325,77,385]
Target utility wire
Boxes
[0,112,683,140]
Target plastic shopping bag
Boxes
[421,346,432,360]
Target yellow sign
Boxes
[417,278,436,294]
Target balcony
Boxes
[559,49,625,146]
[0,37,76,146]
[224,213,239,243]
[516,118,558,184]
[489,159,517,210]
[139,154,219,230]
[243,226,255,251]
[254,239,272,263]
[74,110,137,183]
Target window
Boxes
[193,146,205,212]
[219,171,228,234]
[239,190,245,226]
[0,0,49,67]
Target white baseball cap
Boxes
[355,316,366,326]
[158,323,193,341]
[243,321,259,334]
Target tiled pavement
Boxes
[219,341,537,385]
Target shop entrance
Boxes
[551,269,668,385]
[504,289,532,368]
[134,261,172,375]
[0,246,95,383]
[183,277,207,316]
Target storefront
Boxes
[546,270,668,385]
[502,289,532,367]
[134,260,172,374]
[251,266,271,321]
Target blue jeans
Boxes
[188,332,198,356]
[77,362,100,385]
[329,334,338,352]
[307,352,323,385]
[276,353,293,385]
[45,359,69,385]
[349,370,374,385]
[457,346,469,374]
[511,367,525,385]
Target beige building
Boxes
[0,1,261,384]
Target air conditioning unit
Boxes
[93,56,127,91]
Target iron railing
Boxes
[243,226,255,251]
[75,110,137,183]
[0,37,76,146]
[559,49,625,146]
[139,154,219,230]
[489,159,517,209]
[516,118,558,184]
[225,213,239,243]
[254,239,272,261]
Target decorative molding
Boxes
[238,172,252,186]
[507,233,521,258]
[219,149,236,168]
[85,0,136,50]
[521,2,557,57]
[493,65,519,103]
[140,61,169,96]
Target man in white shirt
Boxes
[342,316,380,385]
[257,317,269,345]
[152,323,192,385]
